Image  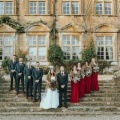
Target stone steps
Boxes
[0,106,119,113]
[0,101,119,107]
[1,75,120,115]
[0,111,119,116]
[85,93,120,97]
[0,93,119,98]
[0,90,119,95]
[1,97,119,103]
[1,81,115,84]
[0,101,117,107]
[0,85,115,89]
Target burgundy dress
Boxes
[79,78,85,98]
[84,75,91,94]
[70,71,80,103]
[91,71,99,91]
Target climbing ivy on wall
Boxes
[0,16,25,33]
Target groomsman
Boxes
[15,57,25,95]
[24,61,33,99]
[57,66,68,108]
[9,55,18,91]
[32,62,43,103]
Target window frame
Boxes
[62,0,80,15]
[96,36,114,61]
[62,35,80,60]
[0,35,14,60]
[0,1,13,15]
[29,0,47,15]
[95,1,113,15]
[27,35,48,61]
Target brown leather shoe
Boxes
[26,97,28,99]
[9,88,13,91]
[16,92,18,95]
[38,100,41,103]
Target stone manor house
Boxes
[0,0,120,66]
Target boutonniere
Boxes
[62,73,66,77]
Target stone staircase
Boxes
[0,75,120,116]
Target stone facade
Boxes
[0,0,120,66]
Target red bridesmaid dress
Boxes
[70,80,79,103]
[79,78,85,98]
[84,75,91,94]
[91,71,99,91]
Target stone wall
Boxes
[0,0,120,65]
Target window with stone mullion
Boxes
[28,36,47,61]
[0,1,13,15]
[95,1,112,15]
[97,36,113,60]
[62,35,80,60]
[0,36,13,60]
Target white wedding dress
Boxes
[40,77,59,109]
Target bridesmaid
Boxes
[90,58,99,91]
[84,62,92,94]
[70,65,80,103]
[77,63,85,98]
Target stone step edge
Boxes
[0,106,118,108]
[0,97,119,99]
[0,111,119,116]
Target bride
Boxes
[40,68,59,109]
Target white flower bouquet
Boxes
[73,76,80,83]
[86,70,92,77]
[93,66,99,72]
[80,73,85,79]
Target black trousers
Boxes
[33,81,42,101]
[16,75,24,93]
[25,78,33,97]
[59,86,67,106]
[10,72,17,90]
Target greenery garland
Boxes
[0,16,25,33]
[24,20,48,28]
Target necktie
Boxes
[37,68,39,71]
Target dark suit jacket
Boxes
[15,62,25,76]
[57,72,68,87]
[32,67,43,83]
[9,60,18,72]
[24,65,34,81]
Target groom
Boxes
[57,66,68,108]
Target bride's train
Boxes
[40,88,59,109]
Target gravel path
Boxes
[0,115,120,120]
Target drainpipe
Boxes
[53,0,56,45]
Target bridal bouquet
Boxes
[93,66,99,72]
[50,76,57,91]
[86,70,92,77]
[80,73,85,79]
[73,76,80,83]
